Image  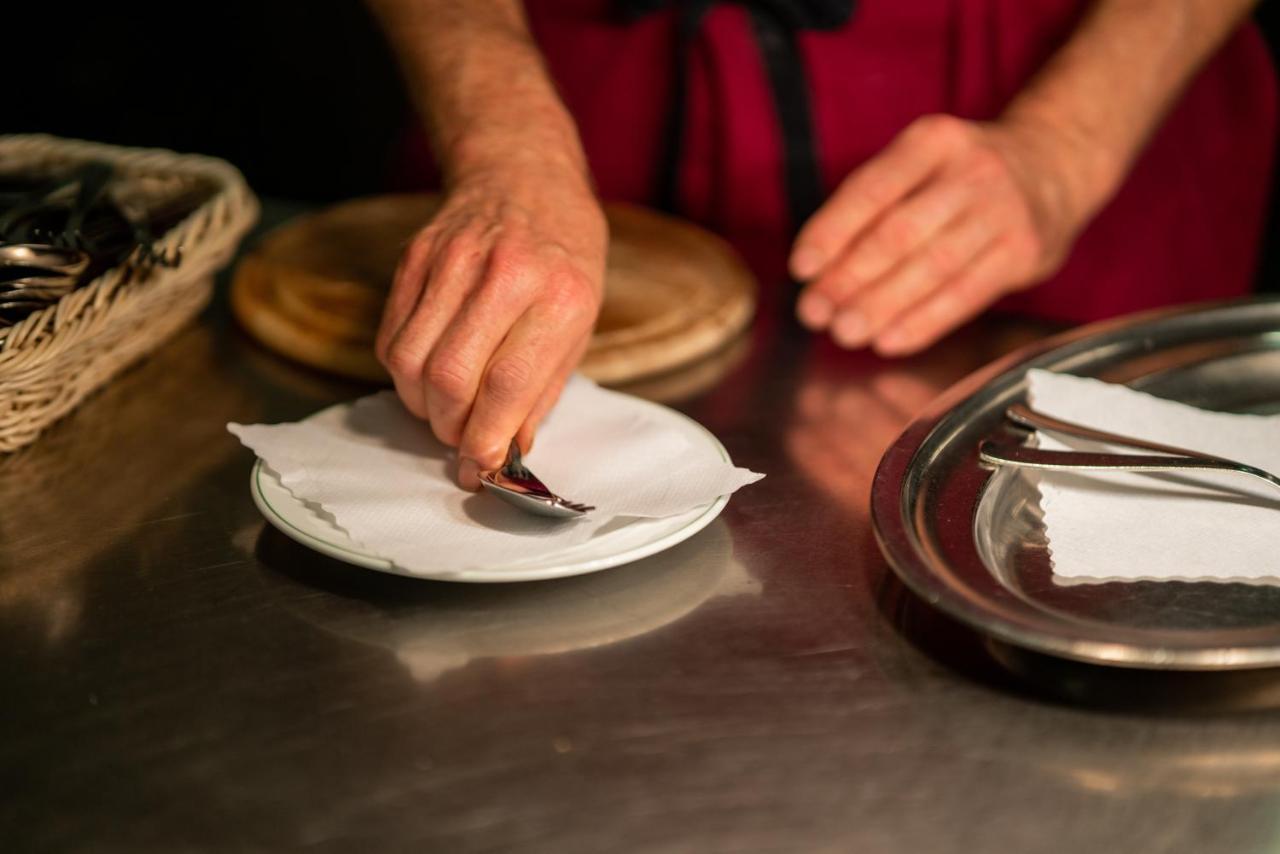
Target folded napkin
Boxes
[229,376,762,572]
[1027,369,1280,583]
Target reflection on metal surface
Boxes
[250,519,758,683]
[787,365,947,518]
[784,319,1052,521]
[879,580,1280,803]
[17,213,1280,852]
[0,324,256,648]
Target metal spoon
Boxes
[0,244,90,277]
[479,442,595,518]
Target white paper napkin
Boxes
[229,376,763,572]
[1026,369,1280,583]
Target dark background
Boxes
[9,3,408,203]
[8,2,1280,287]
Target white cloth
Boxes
[1027,369,1280,583]
[229,376,763,572]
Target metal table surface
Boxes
[6,210,1280,853]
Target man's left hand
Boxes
[790,114,1087,355]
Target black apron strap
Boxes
[615,0,856,233]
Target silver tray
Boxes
[872,298,1280,670]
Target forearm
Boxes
[366,0,590,189]
[1002,0,1259,225]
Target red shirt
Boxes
[400,1,1277,324]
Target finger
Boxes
[375,234,437,417]
[872,241,1019,357]
[376,228,436,361]
[380,236,480,419]
[829,214,998,348]
[458,297,593,484]
[792,381,886,478]
[421,259,538,448]
[514,335,589,452]
[834,168,980,287]
[799,179,979,331]
[790,115,963,283]
[867,369,942,421]
[795,379,835,423]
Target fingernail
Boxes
[796,293,833,330]
[458,457,481,491]
[791,247,825,280]
[832,312,869,349]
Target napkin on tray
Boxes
[229,376,763,572]
[1026,369,1280,583]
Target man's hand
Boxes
[367,0,605,488]
[790,0,1260,356]
[790,114,1086,357]
[377,168,607,489]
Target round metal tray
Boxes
[872,299,1280,670]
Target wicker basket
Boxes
[0,135,258,453]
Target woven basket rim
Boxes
[0,134,259,354]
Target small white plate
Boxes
[249,402,732,583]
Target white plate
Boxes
[249,401,732,583]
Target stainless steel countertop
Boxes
[5,209,1280,852]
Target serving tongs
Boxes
[979,403,1280,495]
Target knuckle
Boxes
[437,232,484,273]
[383,341,422,380]
[434,427,463,449]
[939,116,974,148]
[796,230,835,264]
[912,114,968,147]
[948,271,986,302]
[860,287,904,324]
[405,226,439,259]
[856,173,896,208]
[882,214,920,253]
[424,354,473,404]
[924,238,960,277]
[461,428,508,467]
[544,275,599,320]
[428,411,463,446]
[811,265,851,300]
[966,147,1005,180]
[929,289,963,319]
[483,354,535,403]
[486,239,533,283]
[854,226,902,272]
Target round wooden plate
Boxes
[231,194,756,386]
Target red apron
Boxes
[398,1,1277,325]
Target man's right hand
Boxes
[376,166,607,490]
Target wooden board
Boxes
[231,194,756,386]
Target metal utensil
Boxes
[978,403,1280,496]
[0,244,90,277]
[872,299,1280,669]
[479,442,595,518]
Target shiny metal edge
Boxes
[871,298,1280,670]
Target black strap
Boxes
[615,1,856,233]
